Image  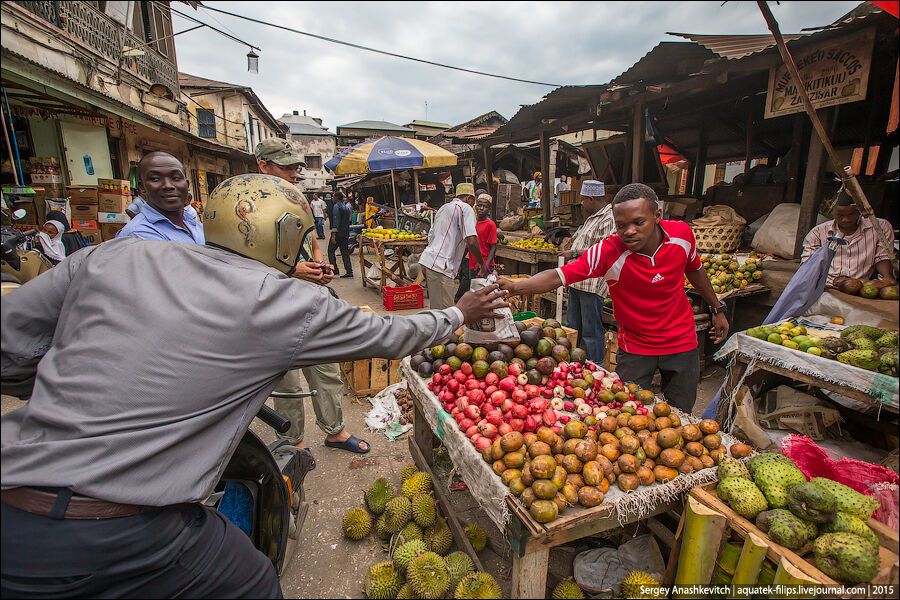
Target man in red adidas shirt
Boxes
[499,184,729,412]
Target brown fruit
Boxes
[551,466,568,490]
[551,437,564,455]
[528,441,552,458]
[599,432,619,447]
[585,429,598,443]
[509,477,527,496]
[536,427,558,447]
[617,473,640,492]
[596,455,614,476]
[600,444,621,461]
[699,419,720,435]
[617,454,639,474]
[482,445,493,464]
[503,450,526,469]
[669,414,682,428]
[500,431,525,453]
[702,434,721,450]
[635,447,647,463]
[563,420,587,440]
[653,402,671,417]
[530,455,557,479]
[612,464,621,477]
[636,430,652,443]
[699,455,715,469]
[501,469,522,486]
[617,427,636,439]
[582,461,603,486]
[561,483,579,505]
[562,438,581,456]
[657,428,682,449]
[597,478,610,494]
[681,424,702,442]
[686,456,704,471]
[636,466,655,486]
[554,454,565,466]
[529,499,558,523]
[523,432,538,448]
[628,415,650,431]
[643,459,656,470]
[566,474,585,489]
[678,461,694,475]
[684,442,705,457]
[521,487,537,508]
[492,460,507,476]
[520,462,535,486]
[491,439,505,461]
[616,413,631,428]
[606,472,616,484]
[645,419,657,432]
[600,416,618,432]
[553,492,568,514]
[729,443,752,458]
[642,438,662,459]
[709,447,726,464]
[561,454,583,474]
[574,440,599,463]
[578,486,606,507]
[654,417,672,430]
[532,479,559,500]
[659,448,686,468]
[653,465,679,482]
[623,435,644,454]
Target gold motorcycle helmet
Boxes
[204,174,315,273]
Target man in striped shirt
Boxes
[801,190,896,287]
[562,180,615,365]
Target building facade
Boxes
[280,110,336,192]
[335,120,415,152]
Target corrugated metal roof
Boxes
[665,33,808,60]
[286,122,334,136]
[612,42,716,84]
[337,120,414,132]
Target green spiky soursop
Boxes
[717,477,769,519]
[406,551,450,599]
[402,471,433,499]
[753,461,807,509]
[813,533,880,583]
[747,452,796,478]
[393,539,428,574]
[400,464,420,483]
[411,493,437,528]
[810,478,881,520]
[837,349,881,371]
[364,560,403,599]
[444,551,475,591]
[384,496,413,534]
[717,455,751,480]
[454,572,503,599]
[850,337,877,351]
[786,481,838,523]
[880,349,899,376]
[365,478,395,515]
[819,512,880,551]
[342,507,372,540]
[841,325,884,340]
[425,517,454,556]
[874,331,899,348]
[755,509,818,550]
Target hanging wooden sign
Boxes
[765,29,874,119]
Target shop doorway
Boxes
[60,121,114,185]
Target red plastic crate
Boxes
[383,284,425,311]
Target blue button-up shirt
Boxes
[117,202,205,245]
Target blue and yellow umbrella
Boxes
[325,136,456,174]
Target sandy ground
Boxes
[1,249,724,598]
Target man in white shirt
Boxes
[309,192,328,240]
[420,183,487,309]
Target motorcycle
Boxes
[1,209,52,296]
[206,390,317,576]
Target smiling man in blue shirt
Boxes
[117,151,204,244]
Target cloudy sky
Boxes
[172,1,860,130]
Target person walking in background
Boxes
[329,191,354,278]
[310,192,327,240]
[456,193,499,301]
[524,171,542,206]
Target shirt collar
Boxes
[141,201,196,228]
[826,218,869,239]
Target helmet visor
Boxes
[275,212,316,270]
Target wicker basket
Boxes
[693,223,745,253]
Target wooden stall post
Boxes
[692,117,708,195]
[413,170,420,204]
[631,101,646,183]
[785,114,805,203]
[483,143,496,220]
[793,107,833,258]
[540,130,552,222]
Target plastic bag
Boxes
[574,534,665,596]
[464,273,521,346]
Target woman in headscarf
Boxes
[36,211,69,265]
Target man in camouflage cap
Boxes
[254,139,306,184]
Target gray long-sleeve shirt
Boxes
[1,238,461,505]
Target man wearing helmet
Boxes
[0,173,507,598]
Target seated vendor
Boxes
[801,190,896,287]
[35,211,70,265]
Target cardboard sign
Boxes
[765,29,874,119]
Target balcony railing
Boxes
[12,1,179,95]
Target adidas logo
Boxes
[651,273,664,283]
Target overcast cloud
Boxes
[172,1,860,130]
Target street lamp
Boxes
[247,50,259,73]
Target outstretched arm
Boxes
[498,269,564,296]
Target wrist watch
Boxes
[710,301,727,316]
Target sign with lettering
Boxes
[765,29,874,119]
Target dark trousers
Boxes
[616,347,701,414]
[1,501,282,599]
[566,288,606,366]
[455,267,475,302]
[314,217,325,239]
[328,235,353,275]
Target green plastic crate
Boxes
[513,311,537,321]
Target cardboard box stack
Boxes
[66,186,98,245]
[99,213,129,240]
[29,157,63,185]
[97,179,132,241]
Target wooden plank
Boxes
[388,359,403,386]
[511,547,550,599]
[870,518,900,555]
[631,101,645,184]
[794,106,833,258]
[413,401,434,466]
[370,358,389,391]
[352,360,369,395]
[540,130,551,222]
[408,437,485,572]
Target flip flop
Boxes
[324,435,370,454]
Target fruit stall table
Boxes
[687,283,771,358]
[495,246,565,319]
[358,235,427,290]
[713,332,900,428]
[400,358,743,598]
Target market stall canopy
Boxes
[324,136,457,174]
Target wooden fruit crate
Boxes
[340,306,403,397]
[604,330,618,371]
[522,317,578,348]
[667,483,899,595]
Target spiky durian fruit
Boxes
[375,514,391,540]
[425,517,454,556]
[341,507,372,540]
[365,478,395,516]
[383,496,412,534]
[402,471,433,499]
[398,521,424,543]
[363,560,402,599]
[454,572,503,599]
[392,539,428,574]
[400,464,420,483]
[406,551,450,599]
[412,493,437,528]
[552,578,585,599]
[620,570,664,599]
[464,523,487,552]
[395,583,415,599]
[444,551,475,591]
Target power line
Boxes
[199,5,562,87]
[164,3,260,51]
